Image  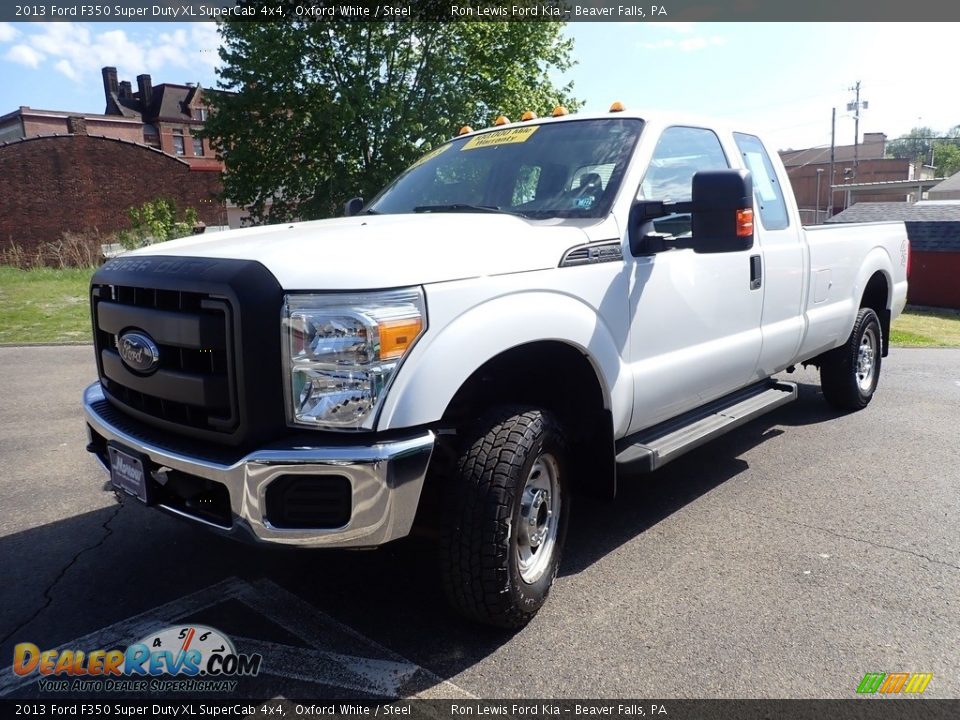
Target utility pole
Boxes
[847,81,868,182]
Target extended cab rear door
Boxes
[733,133,806,376]
[625,125,764,433]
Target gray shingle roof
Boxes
[929,172,960,195]
[904,221,960,252]
[826,202,960,223]
[826,202,960,252]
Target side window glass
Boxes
[639,126,729,237]
[733,132,789,230]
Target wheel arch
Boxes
[859,268,892,356]
[378,291,627,497]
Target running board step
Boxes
[616,380,798,474]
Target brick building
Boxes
[100,66,224,172]
[779,133,934,224]
[0,125,224,253]
[0,66,234,253]
[0,67,227,172]
[0,106,144,145]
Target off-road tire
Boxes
[820,307,883,411]
[440,407,569,629]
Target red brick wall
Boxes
[908,251,960,309]
[0,134,225,251]
[21,116,145,144]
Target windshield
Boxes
[367,118,644,219]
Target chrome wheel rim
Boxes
[517,452,561,584]
[856,326,878,393]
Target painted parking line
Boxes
[0,577,473,699]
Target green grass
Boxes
[0,267,95,345]
[891,308,960,348]
[1,265,959,349]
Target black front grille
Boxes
[264,475,352,529]
[93,284,238,434]
[90,256,286,447]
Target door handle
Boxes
[749,255,762,290]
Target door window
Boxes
[639,126,730,237]
[733,132,790,230]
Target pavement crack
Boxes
[733,507,960,572]
[0,498,122,647]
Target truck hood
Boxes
[128,214,592,289]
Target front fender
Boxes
[376,288,632,435]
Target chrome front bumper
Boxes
[82,382,434,548]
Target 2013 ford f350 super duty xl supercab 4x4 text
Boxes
[83,109,909,628]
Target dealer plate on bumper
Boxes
[107,444,152,504]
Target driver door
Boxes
[626,126,764,433]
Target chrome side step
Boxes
[615,380,798,474]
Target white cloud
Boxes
[657,22,697,33]
[5,44,45,68]
[679,36,726,51]
[640,35,726,52]
[2,22,223,88]
[638,22,726,52]
[0,22,19,43]
[54,59,77,80]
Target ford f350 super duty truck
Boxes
[83,108,909,628]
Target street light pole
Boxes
[816,168,824,224]
[827,107,836,219]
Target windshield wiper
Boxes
[413,204,528,218]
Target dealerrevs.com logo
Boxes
[856,672,933,695]
[13,625,262,693]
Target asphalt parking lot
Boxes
[1,345,958,700]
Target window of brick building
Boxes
[192,136,204,156]
[172,128,185,156]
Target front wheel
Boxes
[440,407,569,629]
[820,307,883,411]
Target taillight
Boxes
[906,238,912,280]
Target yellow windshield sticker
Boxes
[461,126,539,150]
[410,143,450,169]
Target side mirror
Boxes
[343,197,364,216]
[628,169,754,256]
[690,169,754,253]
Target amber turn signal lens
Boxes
[458,125,473,135]
[493,115,509,126]
[609,101,625,112]
[520,111,537,121]
[379,318,424,360]
[552,106,569,117]
[736,208,754,237]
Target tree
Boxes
[886,126,937,163]
[933,141,960,178]
[118,199,199,249]
[204,12,580,223]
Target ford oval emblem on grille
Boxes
[117,331,160,374]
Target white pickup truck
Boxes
[83,108,909,628]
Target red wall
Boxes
[908,251,960,309]
[0,134,224,252]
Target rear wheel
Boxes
[440,407,569,629]
[820,307,882,411]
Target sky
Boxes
[1,21,958,152]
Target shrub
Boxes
[118,198,200,250]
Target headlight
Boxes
[282,288,426,430]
